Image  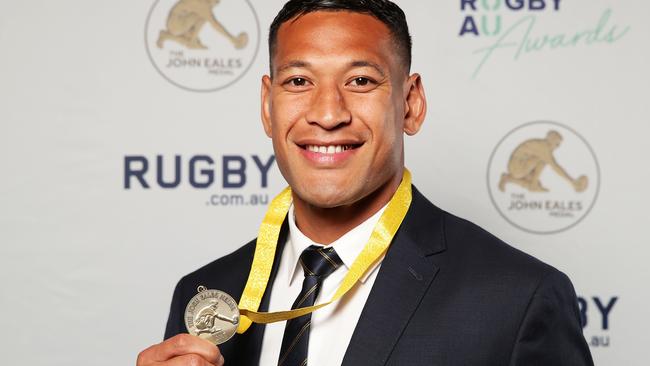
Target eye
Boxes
[347,76,377,91]
[291,77,308,86]
[282,77,312,91]
[351,77,371,86]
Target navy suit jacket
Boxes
[165,186,594,365]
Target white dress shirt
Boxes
[258,204,387,366]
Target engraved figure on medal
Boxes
[184,286,240,345]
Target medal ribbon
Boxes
[236,169,412,334]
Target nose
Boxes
[305,83,351,130]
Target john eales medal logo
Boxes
[185,286,240,345]
[487,121,600,234]
[145,0,260,92]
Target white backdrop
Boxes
[1,1,648,365]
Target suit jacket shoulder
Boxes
[442,207,558,294]
[343,186,592,365]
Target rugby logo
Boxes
[145,0,260,92]
[487,121,600,234]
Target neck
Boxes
[291,173,402,244]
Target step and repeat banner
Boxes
[1,1,647,365]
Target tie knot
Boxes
[299,245,343,278]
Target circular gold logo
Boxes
[145,0,260,92]
[487,121,600,234]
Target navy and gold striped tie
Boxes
[277,245,343,366]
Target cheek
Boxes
[376,126,401,165]
[271,94,309,139]
[369,105,404,168]
[350,93,388,118]
[350,94,401,144]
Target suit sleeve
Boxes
[508,270,594,366]
[164,277,188,340]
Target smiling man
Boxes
[137,1,593,366]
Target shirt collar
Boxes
[286,203,388,286]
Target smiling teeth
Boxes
[306,145,351,154]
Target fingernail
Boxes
[219,355,225,365]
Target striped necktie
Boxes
[277,245,343,366]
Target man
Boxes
[137,1,594,365]
[498,130,588,193]
[157,0,248,50]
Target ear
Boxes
[261,75,273,138]
[402,73,427,136]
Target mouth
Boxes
[294,139,364,165]
[300,144,362,154]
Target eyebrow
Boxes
[275,60,386,78]
[276,60,310,75]
[349,61,386,78]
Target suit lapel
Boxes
[342,186,446,366]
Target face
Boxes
[262,11,426,209]
[547,131,563,149]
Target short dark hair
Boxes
[268,0,412,75]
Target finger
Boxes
[137,344,160,366]
[157,334,221,363]
[148,334,221,363]
[164,353,217,366]
[137,346,220,366]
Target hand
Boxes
[232,32,248,49]
[573,175,588,192]
[137,334,224,366]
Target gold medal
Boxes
[184,286,240,345]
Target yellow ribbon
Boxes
[236,169,412,333]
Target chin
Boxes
[294,182,357,209]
